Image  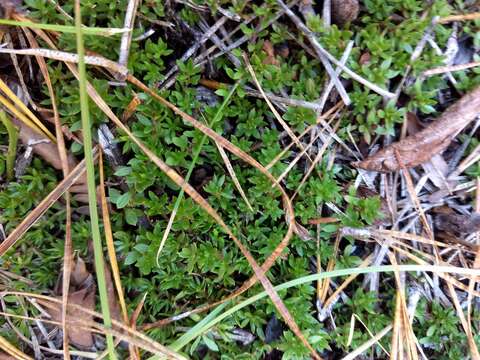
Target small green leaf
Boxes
[172,136,188,149]
[214,88,229,97]
[124,252,137,265]
[202,336,219,352]
[125,208,138,225]
[115,192,131,209]
[114,166,132,177]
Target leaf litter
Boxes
[355,85,480,172]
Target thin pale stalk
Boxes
[215,143,253,211]
[342,326,392,360]
[438,12,480,23]
[118,0,139,67]
[98,152,129,322]
[422,61,480,76]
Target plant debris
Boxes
[355,85,480,172]
[331,0,359,26]
[44,257,96,349]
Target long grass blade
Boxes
[0,19,129,36]
[74,2,115,358]
[158,264,480,354]
[170,302,229,351]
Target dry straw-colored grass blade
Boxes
[0,76,55,142]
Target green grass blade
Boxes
[170,302,229,352]
[168,264,480,351]
[0,19,128,36]
[74,2,116,358]
[155,83,239,265]
[0,110,18,181]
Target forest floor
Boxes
[0,0,480,359]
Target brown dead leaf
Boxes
[12,118,82,180]
[294,222,313,241]
[406,112,453,189]
[359,52,371,65]
[435,212,480,237]
[0,353,15,360]
[355,85,480,172]
[64,288,96,348]
[262,40,280,66]
[331,0,359,26]
[47,257,96,349]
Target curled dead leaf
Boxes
[45,257,96,349]
[435,213,480,237]
[354,85,480,172]
[294,221,313,241]
[262,40,280,66]
[12,117,88,193]
[406,112,454,190]
[359,52,371,65]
